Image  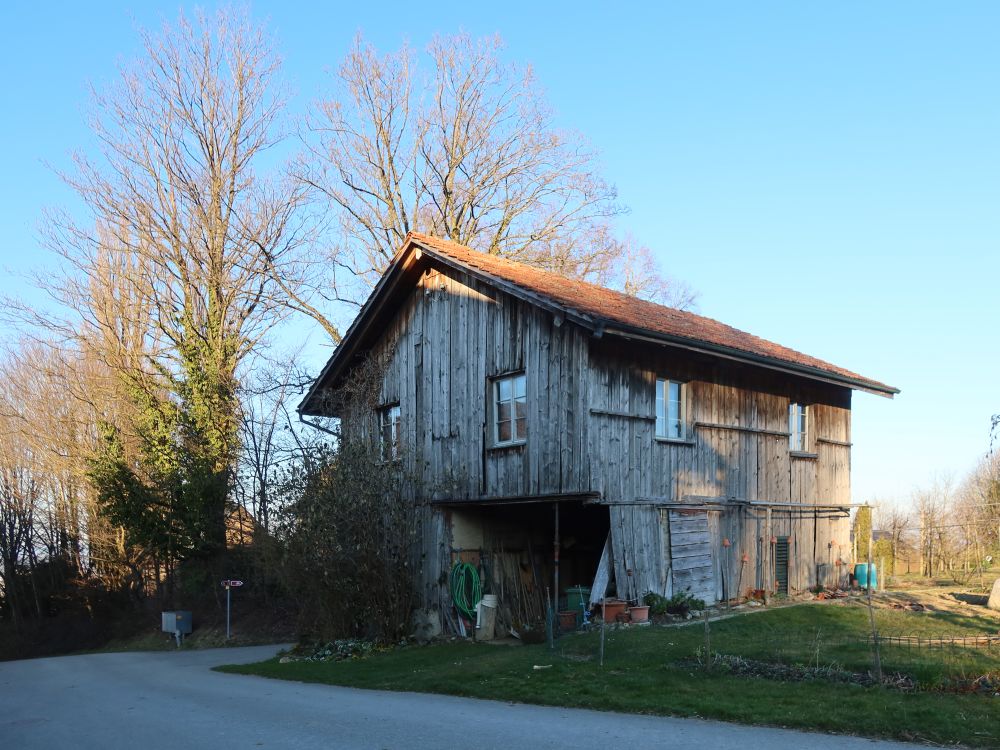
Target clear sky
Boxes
[1,2,997,506]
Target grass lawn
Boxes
[218,601,1000,747]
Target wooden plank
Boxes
[672,556,714,572]
[668,509,716,602]
[589,534,612,606]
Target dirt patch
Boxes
[824,587,1000,620]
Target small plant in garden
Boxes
[643,591,706,616]
[288,638,384,662]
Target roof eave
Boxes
[298,239,421,415]
[601,323,899,398]
[300,234,899,415]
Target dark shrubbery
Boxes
[275,441,419,643]
[643,590,706,617]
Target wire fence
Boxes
[703,627,1000,686]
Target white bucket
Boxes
[476,595,499,641]
[476,594,499,627]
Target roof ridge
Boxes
[407,232,896,394]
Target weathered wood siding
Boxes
[584,338,852,507]
[348,261,855,604]
[362,265,592,500]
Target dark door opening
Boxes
[447,501,610,629]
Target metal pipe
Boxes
[553,502,560,621]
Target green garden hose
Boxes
[450,561,482,621]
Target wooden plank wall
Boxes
[350,263,858,607]
[668,510,715,602]
[608,505,668,601]
[586,341,854,601]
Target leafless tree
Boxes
[235,356,317,533]
[8,9,311,555]
[290,33,693,341]
[873,501,912,574]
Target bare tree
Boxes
[290,33,693,341]
[873,501,912,574]
[235,356,316,533]
[20,9,309,555]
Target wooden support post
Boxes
[765,507,772,595]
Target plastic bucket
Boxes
[476,594,499,640]
[476,594,498,626]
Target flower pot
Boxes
[599,599,627,623]
[628,605,650,623]
[557,610,578,631]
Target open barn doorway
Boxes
[444,499,610,635]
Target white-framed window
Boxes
[379,404,401,461]
[492,372,527,446]
[655,378,687,440]
[789,402,808,452]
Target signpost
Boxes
[221,580,244,640]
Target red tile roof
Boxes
[408,232,896,395]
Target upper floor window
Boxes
[655,378,686,440]
[379,404,401,460]
[493,373,527,446]
[789,402,808,452]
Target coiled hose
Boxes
[450,561,482,621]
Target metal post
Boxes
[553,502,560,620]
[599,598,606,667]
[226,583,231,640]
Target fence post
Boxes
[703,610,711,672]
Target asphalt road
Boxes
[1,644,920,749]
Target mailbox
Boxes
[161,610,193,635]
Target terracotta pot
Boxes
[628,605,650,623]
[600,599,627,623]
[557,610,577,631]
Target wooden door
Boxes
[668,510,715,603]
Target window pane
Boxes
[498,378,511,402]
[497,419,512,442]
[497,401,512,423]
[514,374,526,399]
[514,398,527,421]
[668,380,681,404]
[515,417,527,439]
[670,419,682,439]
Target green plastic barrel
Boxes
[564,586,591,614]
[854,563,877,589]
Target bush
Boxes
[643,590,706,617]
[275,440,419,643]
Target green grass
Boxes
[218,603,1000,747]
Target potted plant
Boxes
[599,598,627,623]
[628,602,650,623]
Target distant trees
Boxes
[861,462,1000,586]
[0,10,695,643]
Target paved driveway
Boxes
[1,645,919,749]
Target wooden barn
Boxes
[300,232,897,629]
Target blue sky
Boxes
[1,2,997,505]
